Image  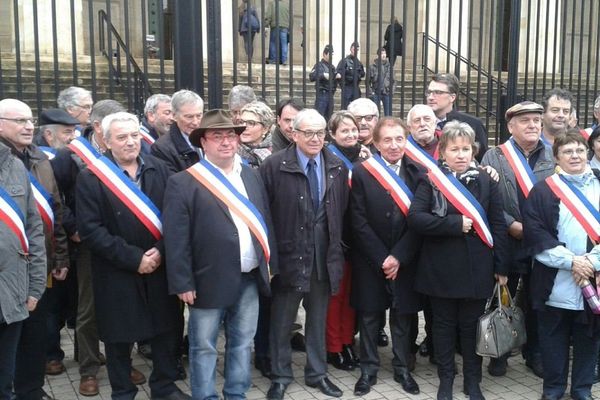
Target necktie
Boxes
[307,159,319,211]
[389,164,399,175]
[437,120,446,131]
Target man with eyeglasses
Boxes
[0,99,46,400]
[261,108,349,400]
[164,109,276,400]
[426,73,488,161]
[348,98,379,155]
[152,89,204,173]
[57,86,94,134]
[0,98,68,400]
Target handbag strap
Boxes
[484,282,501,311]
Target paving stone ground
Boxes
[43,311,600,400]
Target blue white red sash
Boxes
[580,128,590,141]
[187,159,271,266]
[0,185,29,253]
[139,125,156,145]
[499,138,537,197]
[29,173,54,234]
[39,146,57,160]
[404,135,494,247]
[362,154,413,216]
[545,173,600,243]
[68,138,163,240]
[327,144,354,186]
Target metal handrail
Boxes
[98,9,153,116]
[420,32,507,118]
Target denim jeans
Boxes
[314,90,333,121]
[371,93,392,116]
[538,306,600,400]
[268,27,288,64]
[188,273,259,400]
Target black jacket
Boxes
[151,123,200,173]
[260,145,350,294]
[310,59,337,93]
[384,21,404,56]
[350,157,423,313]
[408,169,509,299]
[163,164,276,308]
[444,110,489,162]
[76,153,179,343]
[336,55,365,89]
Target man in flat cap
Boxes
[337,42,365,109]
[163,109,277,400]
[35,108,80,157]
[310,44,340,120]
[481,101,554,377]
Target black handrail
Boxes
[98,9,153,116]
[420,32,506,118]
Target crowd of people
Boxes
[1,72,600,400]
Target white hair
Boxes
[292,108,326,130]
[348,98,379,117]
[101,112,139,141]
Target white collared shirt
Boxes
[383,158,402,174]
[206,155,259,272]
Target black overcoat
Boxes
[407,170,510,299]
[76,153,180,343]
[349,157,424,313]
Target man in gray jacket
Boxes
[0,98,46,400]
[481,101,554,378]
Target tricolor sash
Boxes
[139,125,156,145]
[545,173,600,243]
[29,173,54,234]
[404,135,494,247]
[187,159,271,265]
[0,185,29,253]
[68,138,163,240]
[499,138,537,197]
[362,154,413,216]
[39,146,57,160]
[327,144,354,186]
[580,128,590,141]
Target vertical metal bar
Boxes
[32,0,42,116]
[523,0,531,99]
[232,0,238,87]
[157,0,166,93]
[327,0,333,109]
[316,0,320,66]
[69,0,78,85]
[593,1,600,124]
[247,0,253,86]
[301,0,307,103]
[485,0,495,132]
[576,1,585,113]
[456,0,463,81]
[365,0,371,98]
[0,42,3,99]
[423,0,429,90]
[533,0,540,100]
[51,0,59,99]
[274,0,280,107]
[476,0,484,113]
[105,0,115,97]
[411,0,418,107]
[390,0,396,110]
[566,0,576,91]
[88,0,97,100]
[288,0,293,96]
[400,0,407,116]
[260,0,266,100]
[141,0,148,85]
[495,0,505,140]
[341,0,346,76]
[584,0,594,126]
[124,0,133,111]
[434,0,440,73]
[542,0,549,94]
[505,0,521,142]
[446,0,452,72]
[551,0,560,88]
[466,0,473,111]
[206,1,223,108]
[13,0,22,98]
[198,1,205,98]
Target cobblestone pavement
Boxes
[43,311,599,400]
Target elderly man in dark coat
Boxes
[76,112,187,400]
[261,108,350,400]
[350,117,423,396]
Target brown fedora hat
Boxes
[189,109,246,147]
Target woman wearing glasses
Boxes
[523,130,600,400]
[238,101,275,168]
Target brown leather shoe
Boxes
[45,360,65,375]
[79,376,99,397]
[130,367,147,385]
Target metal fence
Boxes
[1,0,600,143]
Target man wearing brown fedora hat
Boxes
[164,109,277,400]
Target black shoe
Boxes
[267,382,288,400]
[175,357,187,381]
[377,329,389,347]
[306,377,343,397]
[394,371,420,395]
[354,373,377,396]
[437,380,453,400]
[525,355,544,378]
[464,384,486,400]
[342,344,360,367]
[151,389,192,400]
[487,356,508,376]
[327,352,354,371]
[40,390,55,400]
[255,356,271,378]
[418,339,431,357]
[290,332,306,352]
[138,343,153,360]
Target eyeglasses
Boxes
[206,132,239,142]
[425,89,451,97]
[0,117,37,126]
[295,129,326,139]
[240,119,264,128]
[559,148,587,157]
[356,114,377,122]
[76,104,93,111]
